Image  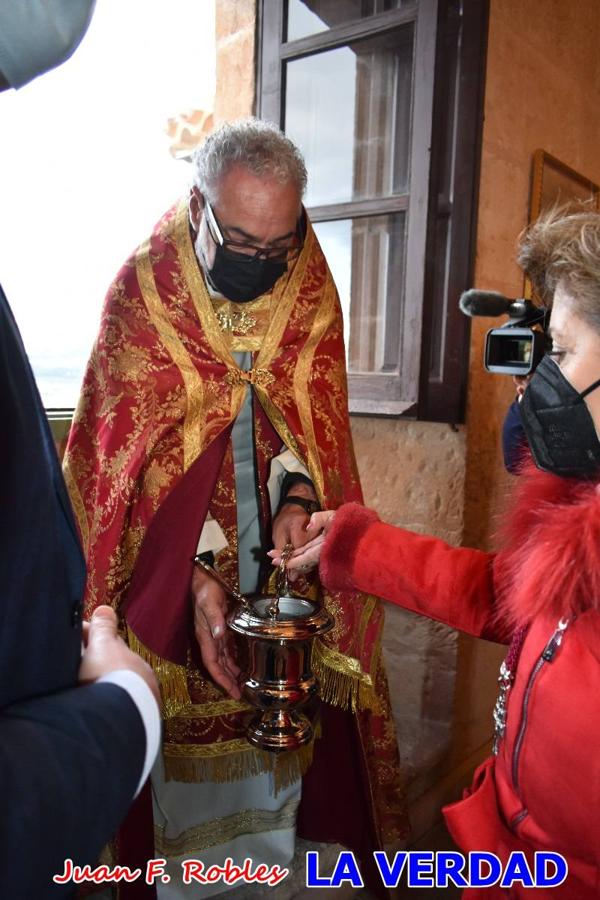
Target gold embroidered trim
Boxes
[253,391,306,465]
[174,200,237,369]
[62,458,90,555]
[245,222,333,504]
[165,738,254,759]
[174,699,252,718]
[172,200,247,440]
[154,795,300,857]
[313,639,376,713]
[136,239,204,471]
[163,738,315,792]
[229,335,263,352]
[127,627,191,718]
[358,594,377,654]
[292,276,337,503]
[225,368,275,388]
[254,224,314,371]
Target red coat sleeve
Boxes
[320,503,507,644]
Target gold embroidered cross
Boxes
[216,308,257,335]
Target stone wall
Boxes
[350,417,473,825]
[214,0,256,125]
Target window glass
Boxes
[0,0,215,408]
[285,28,413,206]
[314,213,406,373]
[263,0,486,418]
[287,0,402,42]
[313,220,352,346]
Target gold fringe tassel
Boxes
[127,627,191,718]
[164,739,316,795]
[126,622,376,782]
[127,628,378,719]
[313,639,378,713]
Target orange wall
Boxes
[464,0,600,549]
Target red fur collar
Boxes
[494,464,600,628]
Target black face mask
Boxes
[206,245,287,303]
[520,354,600,477]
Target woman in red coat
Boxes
[274,208,600,897]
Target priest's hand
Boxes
[272,503,312,551]
[270,510,336,575]
[272,480,320,580]
[191,567,241,699]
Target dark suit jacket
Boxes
[0,284,146,898]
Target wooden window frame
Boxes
[257,0,488,422]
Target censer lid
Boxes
[228,593,334,640]
[252,595,316,619]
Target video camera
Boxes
[459,290,549,376]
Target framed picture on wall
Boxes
[525,150,600,298]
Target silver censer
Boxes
[196,547,334,752]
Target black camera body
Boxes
[459,290,549,376]
[485,325,547,375]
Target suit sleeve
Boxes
[0,680,146,898]
[320,503,508,644]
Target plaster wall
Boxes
[444,0,600,837]
[465,0,600,551]
[426,0,600,835]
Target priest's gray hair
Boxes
[191,118,307,201]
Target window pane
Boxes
[287,0,402,42]
[314,213,406,374]
[285,28,413,206]
[313,220,353,349]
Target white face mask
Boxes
[0,0,96,89]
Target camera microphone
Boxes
[459,289,549,376]
[458,289,524,318]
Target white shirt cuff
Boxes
[267,448,310,512]
[97,670,162,797]
[196,515,229,555]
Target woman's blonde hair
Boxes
[518,204,600,329]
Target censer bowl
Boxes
[228,594,334,753]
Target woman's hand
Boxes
[269,510,336,575]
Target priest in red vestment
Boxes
[64,119,407,898]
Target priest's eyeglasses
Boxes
[204,199,303,264]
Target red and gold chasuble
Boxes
[64,200,407,851]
